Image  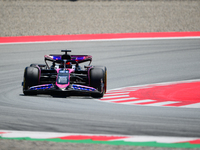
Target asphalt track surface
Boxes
[0,38,200,138]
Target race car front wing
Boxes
[24,83,101,96]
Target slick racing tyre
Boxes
[94,66,107,93]
[90,67,107,98]
[23,67,40,95]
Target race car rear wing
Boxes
[44,54,92,68]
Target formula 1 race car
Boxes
[22,50,107,98]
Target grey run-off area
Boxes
[0,0,200,37]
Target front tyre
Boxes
[90,67,106,98]
[94,66,107,93]
[23,67,40,95]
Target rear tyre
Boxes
[90,67,106,98]
[23,67,40,95]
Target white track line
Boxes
[1,36,200,45]
[104,92,129,96]
[145,101,180,106]
[121,135,199,143]
[180,102,200,108]
[107,97,137,102]
[101,95,129,99]
[121,100,155,104]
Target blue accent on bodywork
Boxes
[53,56,61,60]
[72,56,85,61]
[30,84,53,90]
[72,85,96,91]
